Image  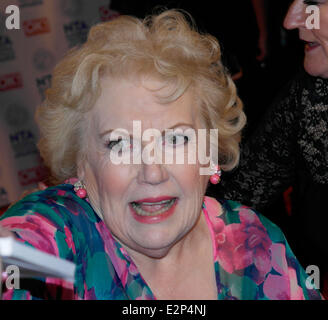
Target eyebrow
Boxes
[99,122,195,139]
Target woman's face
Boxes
[79,76,210,259]
[284,0,328,78]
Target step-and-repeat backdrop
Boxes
[0,0,118,207]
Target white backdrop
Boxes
[0,0,118,207]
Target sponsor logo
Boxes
[9,130,38,158]
[0,35,15,62]
[63,20,89,47]
[33,48,55,72]
[23,17,50,37]
[4,104,30,127]
[36,74,52,100]
[18,165,48,186]
[99,6,120,22]
[18,0,43,8]
[0,73,23,92]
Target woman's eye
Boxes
[107,138,131,151]
[165,135,189,147]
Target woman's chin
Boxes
[304,54,328,78]
[304,65,328,79]
[125,224,187,257]
[128,238,176,258]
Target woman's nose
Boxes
[284,0,306,30]
[138,163,169,185]
[136,134,169,185]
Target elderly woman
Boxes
[0,9,322,300]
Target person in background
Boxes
[0,9,322,300]
[208,0,328,298]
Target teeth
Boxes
[140,199,172,205]
[131,199,176,216]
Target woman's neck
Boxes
[130,213,216,299]
[121,211,211,276]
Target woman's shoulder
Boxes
[0,184,99,232]
[204,196,285,243]
[0,184,103,268]
[0,184,105,299]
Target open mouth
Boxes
[305,41,320,52]
[130,198,177,216]
[129,196,178,223]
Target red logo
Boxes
[18,165,48,186]
[99,6,120,22]
[0,73,23,91]
[23,18,51,37]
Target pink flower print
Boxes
[245,225,272,278]
[216,209,272,283]
[270,243,288,276]
[263,243,305,300]
[209,215,225,234]
[64,226,76,254]
[203,197,226,260]
[263,273,290,300]
[204,197,225,231]
[238,207,268,231]
[216,223,251,273]
[263,268,305,300]
[288,267,305,300]
[0,215,59,256]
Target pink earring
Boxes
[210,165,221,185]
[73,180,87,199]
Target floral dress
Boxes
[0,184,322,300]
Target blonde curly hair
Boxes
[36,9,246,184]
